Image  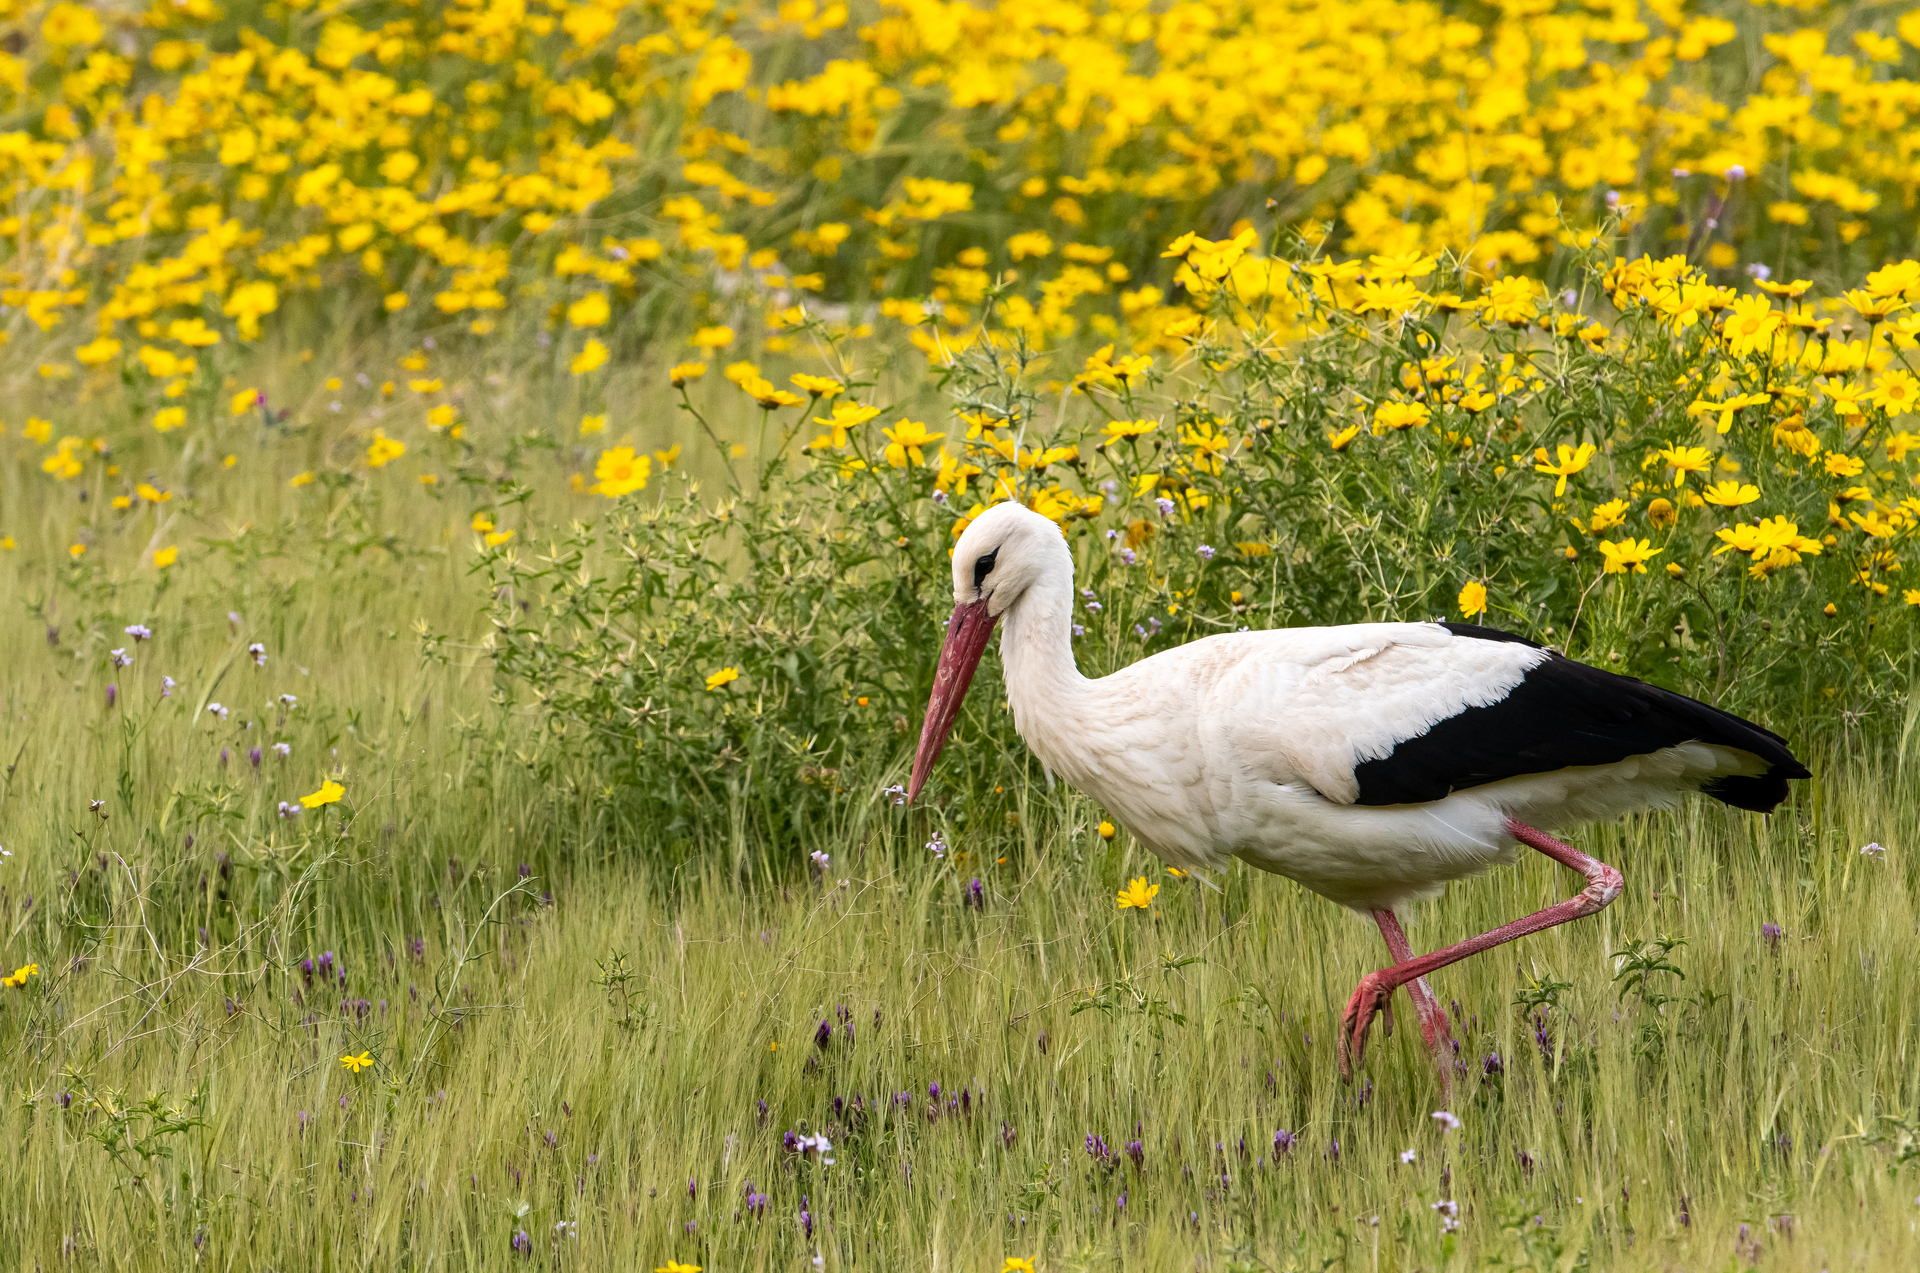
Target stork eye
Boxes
[972,548,998,590]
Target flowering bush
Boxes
[482,229,1920,852]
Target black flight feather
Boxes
[1349,623,1809,811]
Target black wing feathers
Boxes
[1348,623,1809,812]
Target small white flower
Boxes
[273,742,290,758]
[1431,1110,1461,1131]
[926,833,947,858]
[1400,1148,1416,1164]
[279,693,298,707]
[1,845,12,860]
[110,647,132,668]
[248,643,268,667]
[161,676,177,697]
[1196,543,1215,561]
[124,624,152,641]
[208,702,229,720]
[1860,842,1887,860]
[810,850,830,869]
[1154,496,1175,517]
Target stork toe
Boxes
[1336,971,1396,1081]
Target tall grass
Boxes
[2,411,1917,1267]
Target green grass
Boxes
[4,349,1920,1270]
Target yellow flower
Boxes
[791,373,844,398]
[1646,497,1677,528]
[1869,371,1919,417]
[1722,294,1781,357]
[691,325,735,349]
[408,378,443,393]
[812,402,882,447]
[882,420,945,467]
[167,318,220,347]
[1353,279,1425,316]
[1097,821,1116,840]
[385,292,409,312]
[485,529,516,547]
[1457,580,1487,619]
[580,414,607,435]
[1481,277,1538,325]
[568,292,610,327]
[571,339,609,375]
[654,1263,703,1273]
[1657,445,1713,486]
[1822,453,1865,478]
[1116,877,1159,910]
[1701,481,1760,507]
[290,472,315,488]
[669,362,707,387]
[1,963,40,988]
[366,431,406,468]
[153,546,178,568]
[654,445,682,469]
[1532,442,1596,496]
[1904,589,1920,606]
[1327,424,1362,451]
[428,404,458,429]
[1686,392,1770,434]
[590,447,650,497]
[41,3,102,46]
[340,1052,373,1074]
[1372,401,1430,432]
[231,389,262,416]
[301,780,345,808]
[1598,538,1662,574]
[75,337,120,366]
[68,543,86,559]
[705,667,740,691]
[136,482,169,503]
[1588,499,1629,532]
[1099,418,1158,445]
[154,407,187,433]
[1002,1260,1037,1273]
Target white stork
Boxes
[908,502,1808,1086]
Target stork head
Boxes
[909,501,1066,802]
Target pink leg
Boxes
[1372,908,1457,1096]
[1338,818,1623,1081]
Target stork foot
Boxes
[1336,971,1396,1082]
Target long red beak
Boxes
[908,599,998,802]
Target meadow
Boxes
[2,510,1918,1270]
[6,0,1920,1267]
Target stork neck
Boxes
[998,563,1087,725]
